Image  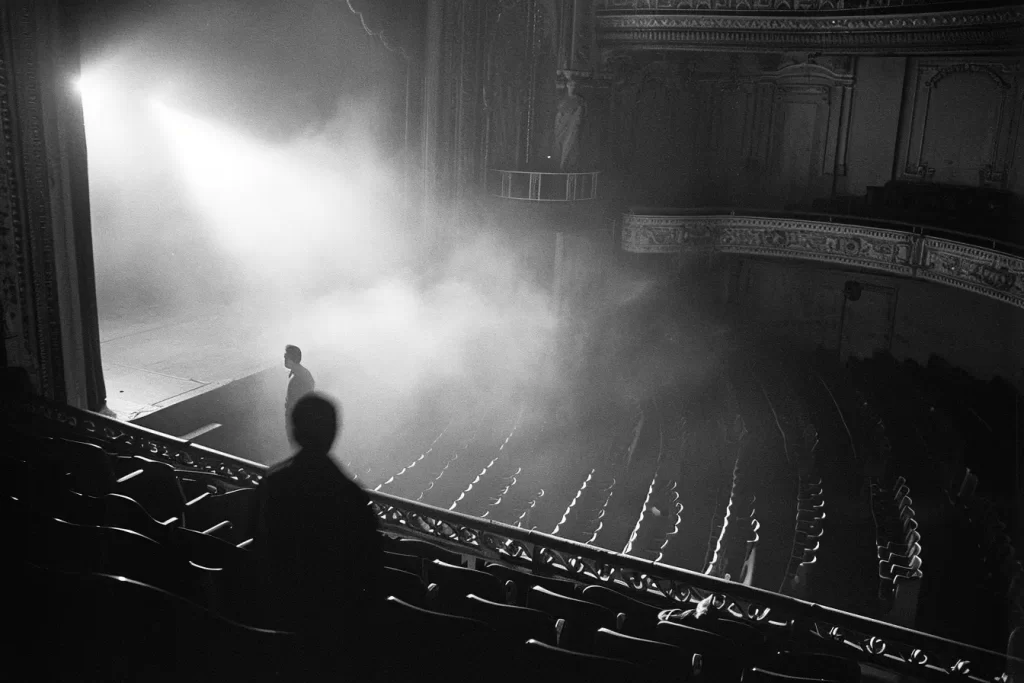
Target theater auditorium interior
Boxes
[2,0,1024,680]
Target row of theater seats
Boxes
[376,542,865,683]
[957,492,1022,627]
[870,475,923,626]
[5,414,872,682]
[782,475,825,596]
[625,470,681,562]
[706,442,758,581]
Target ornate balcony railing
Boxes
[595,3,1024,54]
[487,169,599,202]
[596,1,1001,11]
[621,210,1024,310]
[2,393,1018,683]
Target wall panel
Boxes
[895,58,1021,188]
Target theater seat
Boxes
[744,667,841,683]
[527,585,620,652]
[654,620,741,679]
[427,559,506,608]
[173,526,251,571]
[580,583,663,638]
[771,652,861,683]
[382,566,438,608]
[7,495,210,603]
[10,561,297,683]
[390,536,465,566]
[484,562,581,604]
[115,456,186,525]
[184,488,256,543]
[521,638,655,683]
[463,593,558,645]
[383,551,426,578]
[593,627,693,674]
[379,596,508,679]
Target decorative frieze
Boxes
[595,6,1024,55]
[621,212,1024,309]
[918,237,1024,308]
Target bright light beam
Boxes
[150,101,382,287]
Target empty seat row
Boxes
[782,475,824,596]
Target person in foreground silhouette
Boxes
[283,344,315,447]
[250,393,383,677]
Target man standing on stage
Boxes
[284,344,315,446]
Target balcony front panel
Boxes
[488,169,600,203]
[621,211,1024,309]
[595,4,1024,54]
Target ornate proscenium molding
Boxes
[0,393,1018,683]
[620,212,1024,310]
[595,5,1024,55]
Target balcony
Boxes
[619,208,1024,310]
[487,169,600,203]
[594,1,1023,55]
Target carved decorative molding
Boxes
[918,237,1024,308]
[896,58,1019,188]
[595,6,1024,54]
[621,212,1024,310]
[0,392,1016,683]
[596,0,970,9]
[924,63,1012,89]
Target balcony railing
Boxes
[487,169,599,202]
[620,209,1024,311]
[2,393,1018,683]
[594,3,1024,54]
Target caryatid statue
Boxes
[554,77,586,171]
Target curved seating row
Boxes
[870,475,923,626]
[781,475,825,597]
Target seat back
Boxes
[580,584,663,638]
[711,617,768,646]
[527,585,619,651]
[392,536,464,566]
[772,652,861,683]
[522,638,653,683]
[14,562,297,682]
[104,492,179,542]
[115,456,186,524]
[174,526,251,571]
[382,566,433,608]
[379,597,502,678]
[184,488,256,543]
[594,627,690,673]
[744,667,840,683]
[427,559,506,607]
[654,620,741,677]
[485,562,580,604]
[464,594,558,644]
[43,438,116,496]
[383,551,425,578]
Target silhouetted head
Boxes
[291,392,340,452]
[284,344,302,370]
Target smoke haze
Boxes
[80,0,724,462]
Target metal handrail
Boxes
[2,393,1018,681]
